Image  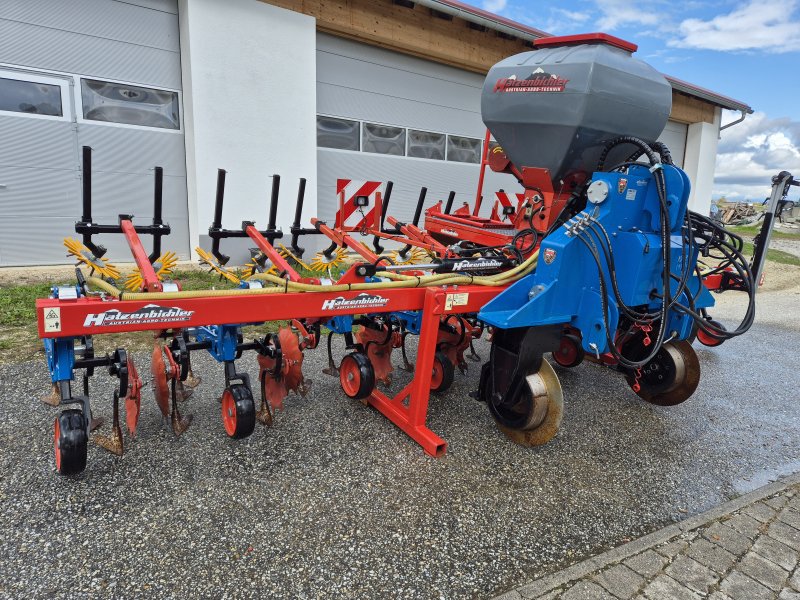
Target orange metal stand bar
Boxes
[473,129,492,216]
[120,219,162,292]
[244,225,301,281]
[366,287,446,456]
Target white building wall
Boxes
[179,0,317,260]
[683,108,721,215]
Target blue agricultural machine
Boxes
[37,33,761,475]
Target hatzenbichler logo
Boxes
[494,68,569,93]
[83,304,194,327]
[321,293,389,311]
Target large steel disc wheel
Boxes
[339,352,375,400]
[552,334,584,368]
[626,340,700,406]
[54,409,88,476]
[489,360,564,447]
[430,352,455,393]
[221,384,256,439]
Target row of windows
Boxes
[0,75,180,129]
[317,115,483,164]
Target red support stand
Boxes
[366,287,447,457]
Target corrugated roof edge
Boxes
[665,75,753,114]
[430,0,753,114]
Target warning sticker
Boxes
[445,292,469,311]
[625,188,637,201]
[44,307,61,333]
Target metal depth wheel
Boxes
[487,360,564,447]
[430,351,455,393]
[54,409,88,476]
[552,334,584,368]
[626,340,701,406]
[696,320,726,347]
[339,352,375,401]
[221,384,256,439]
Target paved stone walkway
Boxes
[496,474,800,600]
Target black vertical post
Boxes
[152,167,164,226]
[380,181,394,231]
[290,178,307,255]
[79,145,106,258]
[212,169,226,230]
[81,146,93,224]
[444,191,456,214]
[412,187,427,226]
[211,169,229,264]
[149,166,165,262]
[267,175,280,233]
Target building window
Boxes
[447,135,482,163]
[80,79,179,129]
[363,122,406,156]
[0,77,62,117]
[317,116,360,151]
[407,129,445,160]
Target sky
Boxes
[477,0,800,203]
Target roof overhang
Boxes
[425,0,753,114]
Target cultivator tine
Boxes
[151,344,171,417]
[41,383,61,407]
[94,390,124,456]
[322,331,339,376]
[468,339,482,362]
[184,358,201,389]
[256,370,274,427]
[125,356,143,436]
[400,332,415,372]
[170,379,192,436]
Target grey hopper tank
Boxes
[481,34,672,187]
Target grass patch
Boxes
[741,241,800,266]
[0,282,52,326]
[727,225,800,240]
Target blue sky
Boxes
[476,0,800,202]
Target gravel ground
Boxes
[1,274,799,599]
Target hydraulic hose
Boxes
[85,251,539,301]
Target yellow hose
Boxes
[85,250,538,301]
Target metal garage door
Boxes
[316,33,518,229]
[0,0,187,266]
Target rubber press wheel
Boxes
[54,409,88,476]
[339,352,375,400]
[696,320,726,347]
[552,334,585,368]
[430,352,455,393]
[221,384,256,439]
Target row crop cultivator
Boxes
[38,34,770,475]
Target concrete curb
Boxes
[496,471,800,600]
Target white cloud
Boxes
[670,0,800,53]
[481,0,507,12]
[713,111,800,201]
[594,0,661,30]
[543,7,593,34]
